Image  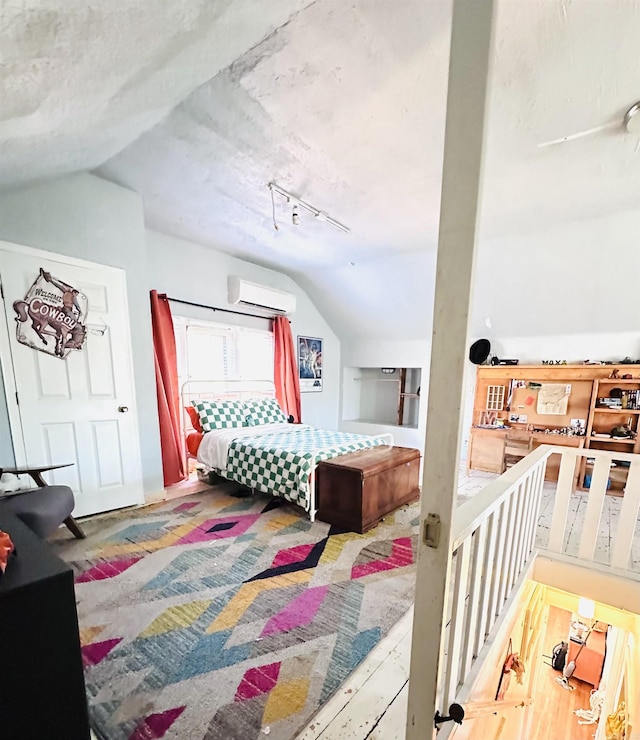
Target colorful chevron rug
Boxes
[52,483,419,740]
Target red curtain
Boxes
[273,316,302,423]
[150,290,186,486]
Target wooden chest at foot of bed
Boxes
[316,446,421,533]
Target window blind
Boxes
[175,317,273,387]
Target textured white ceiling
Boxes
[3,0,640,341]
[0,0,312,186]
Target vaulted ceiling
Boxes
[3,0,640,340]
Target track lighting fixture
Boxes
[268,182,349,234]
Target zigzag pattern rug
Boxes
[52,484,419,740]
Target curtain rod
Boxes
[160,295,288,322]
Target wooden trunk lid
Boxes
[321,445,420,478]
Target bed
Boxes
[182,380,393,520]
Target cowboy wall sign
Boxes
[13,268,88,359]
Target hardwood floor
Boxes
[164,473,213,499]
[536,484,640,568]
[528,606,598,740]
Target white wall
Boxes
[0,173,162,492]
[484,332,640,366]
[340,338,430,451]
[0,172,340,496]
[472,209,640,339]
[145,230,340,430]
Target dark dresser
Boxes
[0,510,90,740]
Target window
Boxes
[175,317,274,389]
[236,328,275,381]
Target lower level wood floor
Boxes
[528,606,596,740]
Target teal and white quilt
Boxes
[197,423,388,512]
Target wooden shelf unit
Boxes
[468,364,640,490]
[581,376,640,491]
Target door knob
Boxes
[118,406,129,413]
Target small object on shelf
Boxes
[486,385,505,411]
[584,474,611,489]
[569,619,589,643]
[608,369,620,379]
[610,424,636,439]
[469,338,491,365]
[598,397,622,408]
[480,410,498,426]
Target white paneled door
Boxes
[0,243,143,517]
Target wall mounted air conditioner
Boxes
[227,275,296,315]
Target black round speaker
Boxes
[469,338,491,365]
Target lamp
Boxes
[577,598,595,622]
[570,597,596,641]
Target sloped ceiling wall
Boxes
[0,0,313,186]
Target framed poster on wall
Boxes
[298,336,323,392]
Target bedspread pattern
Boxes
[226,427,386,510]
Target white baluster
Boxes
[486,500,509,632]
[497,491,518,607]
[516,470,534,573]
[547,451,577,553]
[444,538,471,707]
[474,513,495,657]
[506,480,527,590]
[579,456,610,561]
[525,460,544,557]
[611,459,640,569]
[462,522,487,679]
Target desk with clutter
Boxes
[468,364,640,491]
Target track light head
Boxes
[267,182,349,234]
